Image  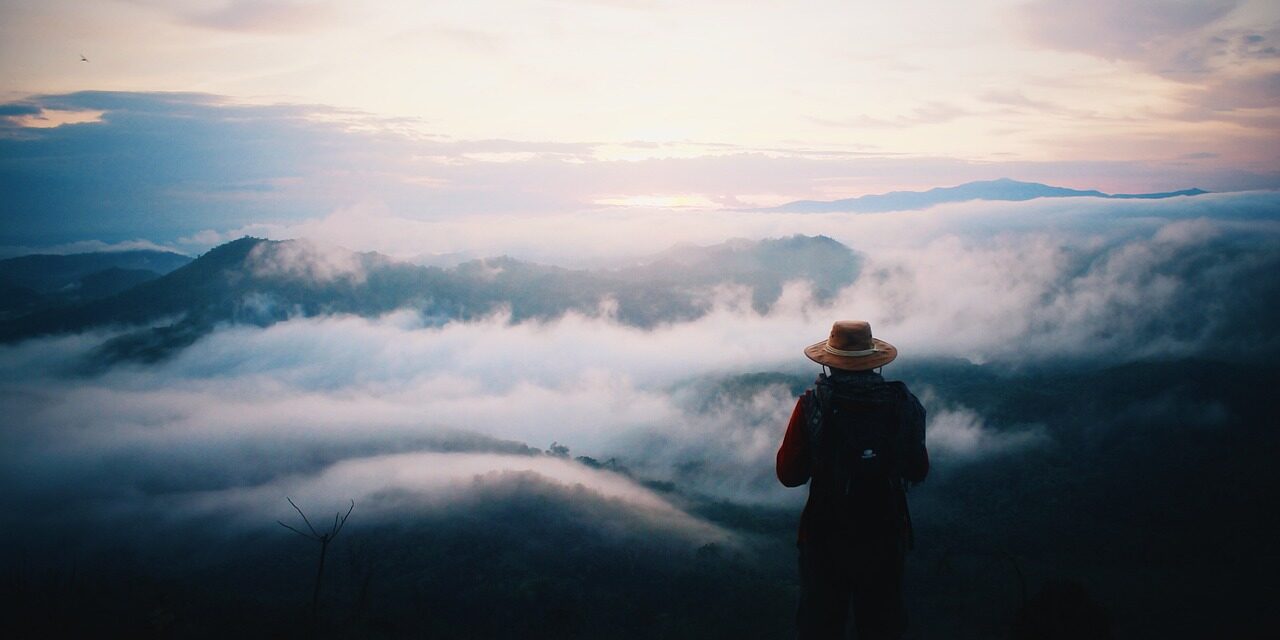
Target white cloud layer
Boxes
[193,190,1278,266]
[2,193,1276,542]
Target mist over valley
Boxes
[2,191,1277,637]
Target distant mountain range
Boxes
[768,178,1208,213]
[0,235,860,364]
[0,249,192,317]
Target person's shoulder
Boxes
[883,379,923,404]
[883,378,911,393]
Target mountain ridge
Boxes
[0,249,191,291]
[767,178,1208,213]
[0,249,192,317]
[0,235,862,363]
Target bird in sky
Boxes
[80,53,89,62]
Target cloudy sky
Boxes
[1,0,1278,248]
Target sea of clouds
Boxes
[2,192,1277,549]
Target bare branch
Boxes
[333,500,356,538]
[277,520,314,539]
[277,496,355,632]
[287,496,320,537]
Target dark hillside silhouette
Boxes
[0,249,190,317]
[0,249,190,292]
[2,357,1276,637]
[0,235,861,362]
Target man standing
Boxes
[777,320,929,639]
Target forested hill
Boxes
[0,249,191,316]
[0,235,860,362]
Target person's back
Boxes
[776,321,928,639]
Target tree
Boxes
[278,497,355,633]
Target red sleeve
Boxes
[776,393,811,487]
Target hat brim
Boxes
[804,337,897,370]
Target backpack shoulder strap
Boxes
[804,374,833,443]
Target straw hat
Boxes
[803,320,897,370]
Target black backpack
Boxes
[804,372,914,542]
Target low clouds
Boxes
[183,451,724,540]
[188,190,1280,269]
[246,238,369,284]
[853,215,1280,362]
[1,191,1276,635]
[3,193,1276,528]
[914,390,1049,460]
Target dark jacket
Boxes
[776,370,929,545]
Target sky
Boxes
[1,0,1278,249]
